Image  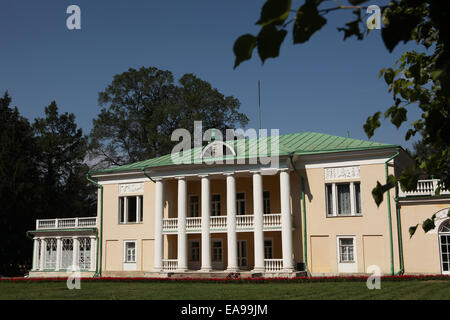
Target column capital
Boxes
[198,174,209,178]
[279,168,290,172]
[223,171,235,176]
[250,170,262,175]
[153,177,164,182]
[175,176,186,180]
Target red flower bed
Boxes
[1,274,449,283]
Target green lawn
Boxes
[1,280,449,300]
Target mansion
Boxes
[27,132,450,277]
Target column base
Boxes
[175,268,188,273]
[226,267,240,272]
[251,267,265,273]
[200,268,212,272]
[282,268,295,273]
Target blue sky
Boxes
[0,0,423,150]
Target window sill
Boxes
[326,214,363,218]
[118,222,143,225]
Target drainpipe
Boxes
[86,173,103,278]
[142,167,156,183]
[288,153,309,274]
[385,150,400,276]
[394,196,405,275]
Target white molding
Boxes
[336,235,358,273]
[302,158,390,169]
[119,182,144,195]
[324,166,360,180]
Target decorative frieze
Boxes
[119,182,144,195]
[324,166,360,181]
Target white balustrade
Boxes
[210,216,227,231]
[398,179,449,197]
[162,259,178,271]
[263,214,282,228]
[186,217,202,231]
[264,259,283,272]
[36,217,97,230]
[162,218,178,232]
[236,215,254,230]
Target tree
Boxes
[0,92,39,275]
[33,101,96,218]
[90,67,249,168]
[232,0,449,235]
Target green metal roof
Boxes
[92,131,398,174]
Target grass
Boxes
[1,279,450,300]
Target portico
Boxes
[152,168,295,274]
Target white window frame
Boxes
[189,194,200,217]
[439,219,450,275]
[123,240,137,271]
[326,182,362,217]
[211,194,221,216]
[336,236,358,273]
[119,195,143,224]
[236,192,246,215]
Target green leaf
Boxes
[422,218,435,233]
[384,68,395,84]
[372,181,384,207]
[257,25,287,63]
[293,0,327,44]
[233,34,257,69]
[256,0,292,26]
[409,224,418,238]
[363,111,381,139]
[385,106,407,128]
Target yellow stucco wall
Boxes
[97,161,449,275]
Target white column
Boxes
[252,171,265,272]
[154,179,164,271]
[32,238,39,270]
[55,237,62,271]
[177,177,188,272]
[39,238,46,270]
[90,236,97,271]
[280,169,294,271]
[350,182,356,215]
[73,236,79,270]
[200,175,212,271]
[226,173,239,272]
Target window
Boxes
[326,182,362,216]
[236,192,245,215]
[61,238,73,270]
[44,238,57,269]
[338,238,355,263]
[212,194,221,216]
[79,237,92,269]
[119,196,143,223]
[189,195,199,217]
[125,241,136,263]
[264,239,273,259]
[337,184,351,215]
[190,241,200,262]
[212,241,223,262]
[263,191,271,214]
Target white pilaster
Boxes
[225,173,239,272]
[200,175,212,272]
[177,177,188,272]
[39,238,45,270]
[55,237,62,271]
[154,179,164,271]
[252,171,265,272]
[280,169,294,271]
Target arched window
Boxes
[201,141,236,159]
[439,219,450,233]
